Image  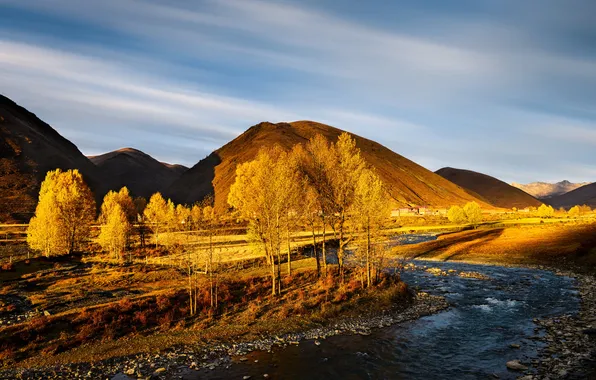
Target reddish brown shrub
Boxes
[1,262,14,271]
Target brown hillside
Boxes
[167,121,490,212]
[436,167,542,209]
[0,95,100,222]
[547,182,596,209]
[89,148,187,198]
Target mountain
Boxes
[89,148,187,198]
[435,167,542,209]
[0,95,100,222]
[547,183,596,209]
[167,121,491,212]
[511,180,590,199]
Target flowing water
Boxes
[195,236,580,380]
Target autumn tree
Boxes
[447,205,467,224]
[463,202,483,226]
[295,135,337,276]
[329,133,366,280]
[143,193,169,245]
[27,169,96,256]
[579,205,592,215]
[568,205,580,217]
[228,146,300,296]
[98,203,130,259]
[99,187,135,223]
[352,168,390,287]
[98,188,135,259]
[537,204,554,218]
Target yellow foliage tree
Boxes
[537,204,554,218]
[463,201,483,226]
[568,205,580,217]
[98,187,135,257]
[98,203,129,259]
[330,133,366,280]
[228,146,300,296]
[99,187,136,223]
[352,168,390,287]
[447,205,467,224]
[143,193,169,245]
[295,135,337,276]
[27,169,96,256]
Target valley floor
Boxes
[0,222,595,379]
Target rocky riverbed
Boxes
[0,292,448,380]
[523,271,596,380]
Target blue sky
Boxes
[0,0,595,183]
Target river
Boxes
[194,257,579,379]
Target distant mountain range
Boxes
[2,94,594,221]
[435,167,542,209]
[511,181,590,199]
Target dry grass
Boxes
[0,253,410,368]
[392,222,596,268]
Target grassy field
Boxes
[391,222,596,269]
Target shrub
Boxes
[1,262,14,271]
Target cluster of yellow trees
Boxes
[568,205,592,217]
[228,133,390,296]
[446,202,483,225]
[26,169,218,260]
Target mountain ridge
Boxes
[88,147,187,199]
[435,167,542,209]
[167,121,493,212]
[0,94,100,222]
[547,183,596,209]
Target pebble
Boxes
[506,360,527,371]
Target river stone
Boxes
[506,360,528,371]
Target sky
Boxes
[0,0,595,184]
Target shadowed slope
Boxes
[0,95,100,222]
[167,121,490,212]
[89,148,187,198]
[547,182,596,209]
[436,167,542,209]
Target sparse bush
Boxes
[1,262,14,271]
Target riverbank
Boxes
[1,291,448,379]
[531,270,596,380]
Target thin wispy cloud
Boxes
[0,0,594,182]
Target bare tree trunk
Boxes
[322,216,327,276]
[366,222,371,288]
[312,223,319,276]
[270,252,276,296]
[209,232,214,310]
[286,226,291,277]
[338,213,345,282]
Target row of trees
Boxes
[228,133,390,296]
